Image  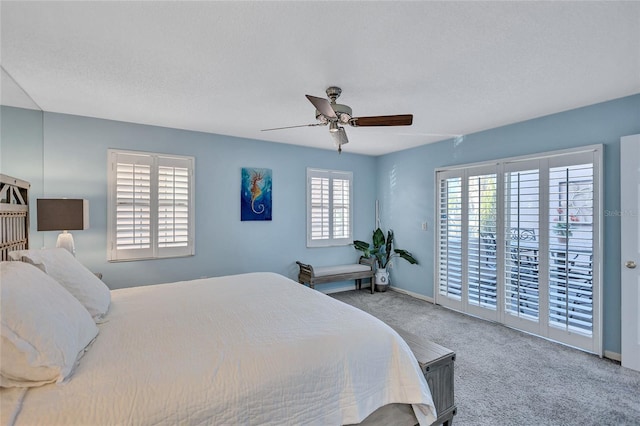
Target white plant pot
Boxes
[374,268,390,292]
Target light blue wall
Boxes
[3,94,638,353]
[10,111,377,290]
[375,94,640,354]
[0,106,44,248]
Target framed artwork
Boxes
[241,167,272,221]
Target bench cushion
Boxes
[314,264,372,277]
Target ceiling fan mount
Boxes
[262,86,413,153]
[325,86,342,102]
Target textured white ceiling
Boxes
[2,1,639,156]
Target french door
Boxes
[436,146,602,354]
[621,134,640,371]
[502,160,542,335]
[437,167,499,321]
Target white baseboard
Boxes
[389,286,435,304]
[604,350,621,362]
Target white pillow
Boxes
[0,261,99,387]
[9,248,111,322]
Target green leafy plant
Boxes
[553,208,580,237]
[353,228,418,269]
[553,222,573,237]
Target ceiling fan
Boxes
[262,87,413,153]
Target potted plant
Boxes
[553,208,580,244]
[353,228,418,292]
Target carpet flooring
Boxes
[331,288,640,426]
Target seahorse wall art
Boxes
[241,167,272,221]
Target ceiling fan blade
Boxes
[330,127,349,147]
[306,95,337,119]
[261,123,324,131]
[351,114,413,127]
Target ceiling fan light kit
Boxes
[262,86,413,153]
[316,104,352,124]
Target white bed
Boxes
[1,268,436,425]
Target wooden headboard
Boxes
[0,174,30,260]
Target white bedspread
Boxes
[2,272,436,425]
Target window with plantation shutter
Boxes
[436,145,602,354]
[158,162,190,248]
[438,173,463,302]
[108,149,194,261]
[548,161,595,337]
[504,167,540,322]
[307,168,352,247]
[468,172,498,310]
[115,160,152,252]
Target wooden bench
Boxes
[394,326,457,426]
[296,256,375,293]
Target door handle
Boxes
[625,260,637,269]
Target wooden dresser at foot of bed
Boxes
[394,327,457,426]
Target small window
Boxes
[107,149,195,261]
[306,168,353,247]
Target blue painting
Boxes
[241,167,272,221]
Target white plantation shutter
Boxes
[332,177,350,239]
[307,169,352,247]
[548,161,595,336]
[436,146,601,354]
[503,165,541,323]
[158,160,190,249]
[467,172,498,310]
[438,173,463,303]
[310,176,330,240]
[108,150,194,261]
[115,159,152,254]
